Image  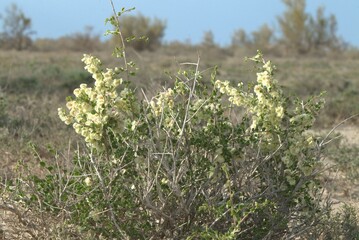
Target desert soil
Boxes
[322,125,359,210]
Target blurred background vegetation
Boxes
[0,0,354,54]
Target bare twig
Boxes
[319,113,359,147]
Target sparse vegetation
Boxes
[110,12,166,52]
[201,30,217,47]
[0,3,34,50]
[0,0,358,239]
[277,0,342,55]
[231,24,275,54]
[231,0,345,56]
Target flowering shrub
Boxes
[58,54,134,150]
[40,47,336,239]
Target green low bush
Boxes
[61,70,93,93]
[2,3,358,239]
[1,76,39,94]
[30,50,332,239]
[107,12,166,52]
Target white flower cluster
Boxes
[215,53,284,131]
[214,80,249,107]
[250,59,284,130]
[58,54,127,149]
[147,88,178,131]
[149,88,175,117]
[192,98,221,115]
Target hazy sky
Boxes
[0,0,358,47]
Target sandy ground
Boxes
[335,125,359,146]
[321,125,359,211]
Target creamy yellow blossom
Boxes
[215,80,247,107]
[275,106,284,118]
[58,54,128,150]
[149,88,175,117]
[58,108,72,125]
[84,177,92,186]
[257,72,271,89]
[65,101,74,110]
[131,120,138,131]
[164,117,175,129]
[73,88,81,97]
[215,53,284,133]
[306,136,314,146]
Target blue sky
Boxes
[0,0,358,47]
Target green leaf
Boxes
[40,161,46,168]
